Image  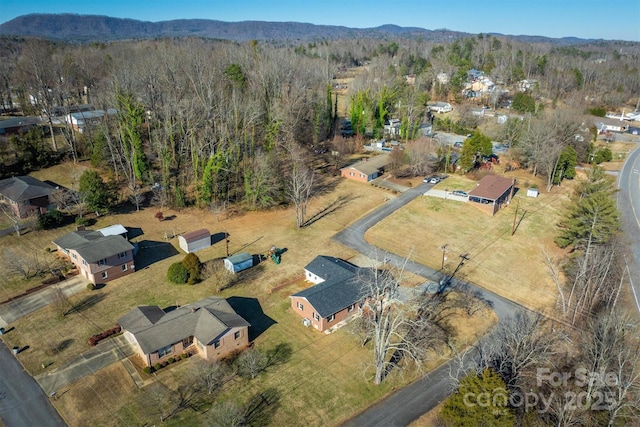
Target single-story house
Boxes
[224,252,254,273]
[384,119,401,136]
[468,175,515,215]
[0,116,41,135]
[119,296,250,367]
[0,176,56,219]
[340,153,391,183]
[178,229,211,253]
[429,102,453,113]
[595,118,629,134]
[290,255,379,332]
[65,108,117,133]
[53,228,135,284]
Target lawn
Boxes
[366,170,574,311]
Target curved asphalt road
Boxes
[334,181,525,427]
[0,342,66,427]
[617,144,640,313]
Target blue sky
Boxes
[1,0,639,41]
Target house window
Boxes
[121,264,127,272]
[234,331,241,340]
[118,252,126,259]
[348,304,355,312]
[214,340,221,349]
[182,336,194,348]
[81,259,86,266]
[350,172,354,176]
[360,174,366,178]
[157,345,172,358]
[101,271,108,279]
[327,314,335,322]
[297,302,304,311]
[72,253,77,260]
[98,259,106,266]
[313,312,319,321]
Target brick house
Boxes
[340,154,391,183]
[290,256,379,332]
[0,176,56,219]
[118,296,250,367]
[52,226,135,284]
[467,175,515,215]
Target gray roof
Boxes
[118,297,250,354]
[0,176,54,202]
[342,154,391,176]
[292,256,379,318]
[53,230,133,262]
[226,252,252,265]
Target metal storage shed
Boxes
[224,252,254,273]
[178,229,211,253]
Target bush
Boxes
[167,262,189,284]
[593,147,613,164]
[588,106,607,117]
[181,353,188,360]
[36,209,64,230]
[75,216,90,226]
[142,366,151,374]
[154,362,162,371]
[87,283,95,291]
[182,253,203,284]
[168,357,175,364]
[88,325,121,346]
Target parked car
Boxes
[452,190,468,197]
[429,177,440,184]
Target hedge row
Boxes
[142,353,189,374]
[88,325,121,347]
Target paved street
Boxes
[617,144,640,313]
[0,342,67,427]
[334,181,525,426]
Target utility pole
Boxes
[439,243,449,270]
[511,198,520,236]
[225,232,230,257]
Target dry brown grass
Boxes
[366,171,575,311]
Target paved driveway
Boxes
[334,181,525,426]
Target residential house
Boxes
[65,108,117,133]
[53,226,135,284]
[119,296,250,367]
[290,255,379,332]
[384,119,401,137]
[0,116,41,135]
[468,175,515,215]
[595,117,629,134]
[429,102,453,113]
[340,154,391,183]
[0,176,56,219]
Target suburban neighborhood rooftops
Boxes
[0,176,55,202]
[53,230,134,262]
[468,175,514,201]
[293,255,379,318]
[118,296,250,354]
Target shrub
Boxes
[143,367,151,375]
[36,210,64,230]
[167,262,189,284]
[168,357,175,364]
[588,106,607,117]
[182,253,203,284]
[155,211,164,221]
[181,353,188,360]
[75,216,90,226]
[154,362,162,371]
[87,283,95,291]
[88,325,121,346]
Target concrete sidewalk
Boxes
[0,275,88,328]
[35,334,137,395]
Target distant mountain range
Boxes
[0,13,601,45]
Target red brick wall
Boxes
[291,296,357,332]
[340,168,370,183]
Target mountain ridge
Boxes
[0,13,607,44]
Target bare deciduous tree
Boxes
[237,348,268,380]
[284,142,314,228]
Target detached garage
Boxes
[178,229,211,253]
[224,252,254,273]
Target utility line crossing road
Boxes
[334,182,525,427]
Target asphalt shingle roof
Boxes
[53,230,134,263]
[292,256,379,318]
[118,297,250,354]
[342,154,391,176]
[468,175,514,201]
[0,176,54,202]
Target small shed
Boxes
[178,229,211,253]
[224,252,253,273]
[527,188,539,198]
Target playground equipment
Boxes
[268,245,282,264]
